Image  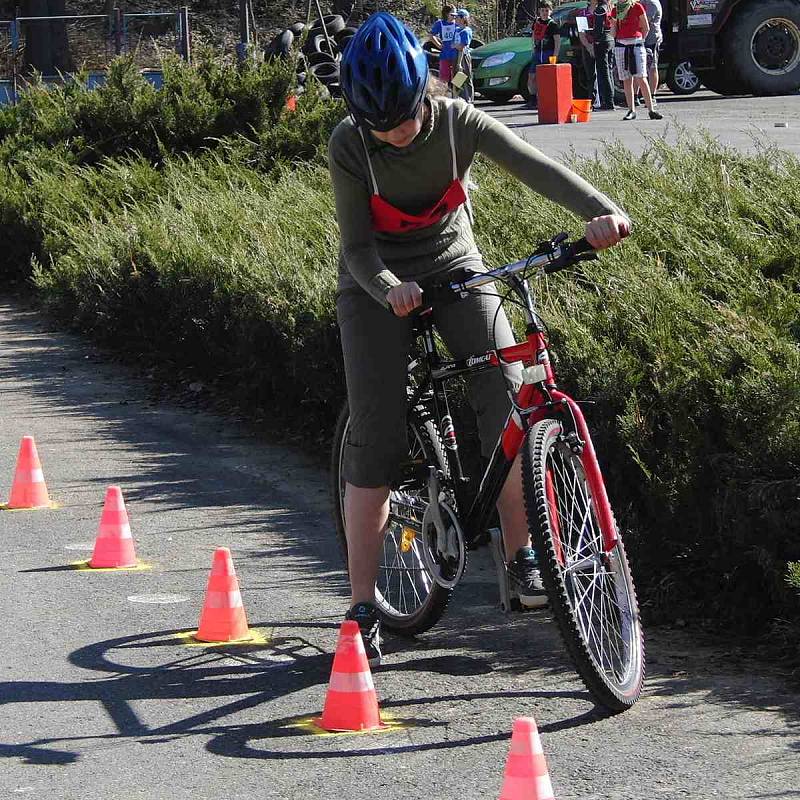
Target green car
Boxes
[472,2,701,103]
[471,1,586,103]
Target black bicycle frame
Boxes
[411,310,533,550]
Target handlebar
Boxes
[419,229,623,309]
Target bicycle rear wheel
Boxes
[521,418,645,711]
[330,402,452,635]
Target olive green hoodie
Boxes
[328,96,624,306]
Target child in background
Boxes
[430,4,458,85]
[527,1,560,109]
[453,8,474,103]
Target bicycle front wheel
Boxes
[330,402,452,635]
[521,418,645,711]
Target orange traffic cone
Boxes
[7,435,51,509]
[317,620,383,732]
[498,717,555,800]
[89,486,137,568]
[195,547,250,642]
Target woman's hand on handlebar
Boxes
[386,281,423,317]
[584,214,631,250]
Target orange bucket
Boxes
[571,98,592,122]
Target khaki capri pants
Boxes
[337,283,522,488]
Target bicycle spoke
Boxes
[545,435,639,693]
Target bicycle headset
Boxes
[340,11,429,132]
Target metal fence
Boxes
[0,8,190,82]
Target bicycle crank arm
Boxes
[426,469,456,558]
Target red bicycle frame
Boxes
[414,238,619,554]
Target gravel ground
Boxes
[1,299,798,800]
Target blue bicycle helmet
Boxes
[340,12,429,132]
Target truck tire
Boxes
[698,63,742,95]
[722,0,800,95]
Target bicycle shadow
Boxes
[0,622,603,766]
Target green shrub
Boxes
[0,52,332,167]
[0,60,798,658]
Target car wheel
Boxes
[518,65,532,101]
[666,60,701,94]
[479,90,515,103]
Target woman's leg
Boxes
[434,284,528,560]
[635,75,654,110]
[527,62,537,102]
[337,290,412,607]
[344,484,390,605]
[624,76,634,111]
[497,454,529,555]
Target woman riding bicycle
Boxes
[330,11,629,664]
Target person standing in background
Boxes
[431,4,458,85]
[453,8,474,103]
[611,0,662,120]
[592,0,616,109]
[642,0,663,103]
[527,1,560,109]
[577,0,599,107]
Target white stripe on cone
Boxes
[501,775,554,800]
[17,469,45,484]
[328,670,375,693]
[98,523,132,539]
[205,590,243,609]
[510,735,544,756]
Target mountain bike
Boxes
[331,232,645,712]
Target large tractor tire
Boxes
[698,63,743,95]
[722,0,800,95]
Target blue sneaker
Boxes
[508,547,548,608]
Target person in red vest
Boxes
[526,1,561,110]
[611,0,662,120]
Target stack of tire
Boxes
[265,14,356,99]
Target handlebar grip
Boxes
[571,236,594,256]
[421,284,457,309]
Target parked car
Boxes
[472,1,701,103]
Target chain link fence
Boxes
[0,8,190,97]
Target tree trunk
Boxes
[21,0,74,74]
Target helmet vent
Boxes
[405,52,415,81]
[373,67,383,93]
[387,51,397,75]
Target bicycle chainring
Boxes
[421,499,467,589]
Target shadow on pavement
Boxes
[0,303,344,593]
[0,623,604,765]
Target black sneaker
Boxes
[345,602,382,666]
[649,109,663,120]
[508,547,548,609]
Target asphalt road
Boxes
[477,89,800,159]
[1,298,799,800]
